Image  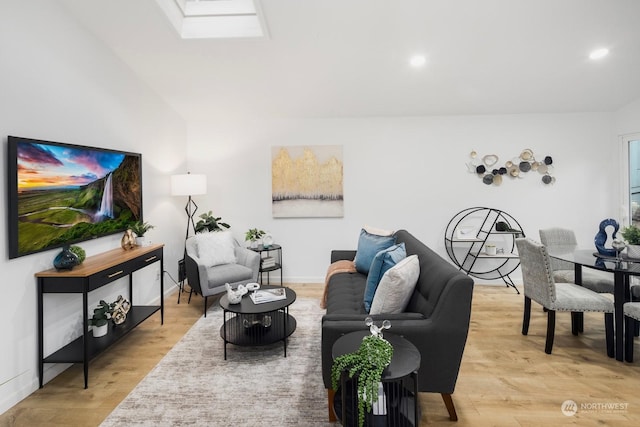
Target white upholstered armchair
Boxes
[185,231,260,316]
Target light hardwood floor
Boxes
[2,283,640,426]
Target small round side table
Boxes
[332,331,421,426]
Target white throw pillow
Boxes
[369,255,420,314]
[195,231,236,267]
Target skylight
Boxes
[155,0,268,39]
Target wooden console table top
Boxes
[35,243,164,278]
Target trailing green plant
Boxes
[130,220,154,237]
[621,225,640,245]
[331,335,393,427]
[195,211,230,233]
[90,300,115,327]
[69,245,86,264]
[245,228,265,242]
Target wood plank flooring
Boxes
[2,283,640,426]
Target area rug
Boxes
[100,298,333,426]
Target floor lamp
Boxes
[171,173,207,303]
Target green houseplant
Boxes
[195,211,230,233]
[621,225,640,245]
[245,228,265,248]
[331,334,393,427]
[90,300,115,337]
[621,225,640,258]
[130,221,154,246]
[69,245,86,264]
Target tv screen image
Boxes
[7,136,142,259]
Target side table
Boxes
[249,244,283,285]
[332,331,420,426]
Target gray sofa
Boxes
[322,229,474,421]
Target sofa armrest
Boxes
[331,250,356,263]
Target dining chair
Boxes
[539,228,615,293]
[515,237,614,356]
[624,302,640,362]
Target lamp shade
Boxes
[171,173,207,196]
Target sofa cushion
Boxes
[325,272,368,315]
[353,229,396,274]
[195,231,236,267]
[370,255,420,314]
[363,243,406,312]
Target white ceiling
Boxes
[59,0,640,121]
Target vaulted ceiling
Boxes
[60,0,640,121]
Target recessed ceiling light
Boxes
[589,48,609,60]
[409,55,427,68]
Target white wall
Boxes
[0,2,188,413]
[188,112,617,283]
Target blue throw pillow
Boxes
[363,243,406,312]
[353,229,396,274]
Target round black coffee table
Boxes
[332,331,420,426]
[219,285,296,359]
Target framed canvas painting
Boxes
[272,145,343,218]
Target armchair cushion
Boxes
[370,254,420,314]
[194,231,236,267]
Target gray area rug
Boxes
[100,297,333,426]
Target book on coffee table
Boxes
[250,287,287,304]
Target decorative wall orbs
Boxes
[467,149,555,186]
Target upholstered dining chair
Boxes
[515,238,614,356]
[539,228,615,293]
[624,302,640,361]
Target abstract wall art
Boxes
[272,145,343,218]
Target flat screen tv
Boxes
[7,136,142,259]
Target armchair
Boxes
[185,232,260,317]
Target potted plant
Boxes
[69,245,86,264]
[331,333,393,427]
[90,300,114,338]
[245,228,265,248]
[621,224,640,258]
[195,211,230,233]
[130,221,155,246]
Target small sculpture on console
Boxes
[121,229,136,250]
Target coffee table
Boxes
[219,285,296,359]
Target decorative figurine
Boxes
[121,229,135,250]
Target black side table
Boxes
[332,331,421,426]
[249,244,282,285]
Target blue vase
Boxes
[53,246,79,271]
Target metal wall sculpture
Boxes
[466,149,555,186]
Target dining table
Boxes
[548,248,638,361]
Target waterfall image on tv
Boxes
[7,136,142,259]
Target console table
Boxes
[36,243,164,388]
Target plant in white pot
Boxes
[621,225,640,259]
[245,228,265,249]
[90,300,114,338]
[130,221,154,246]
